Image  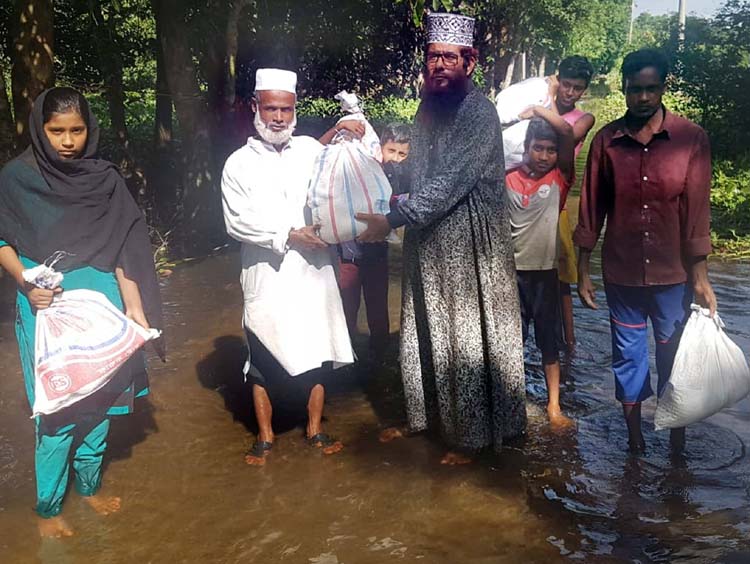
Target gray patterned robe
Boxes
[397,86,526,453]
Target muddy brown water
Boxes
[1,243,749,564]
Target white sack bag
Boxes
[308,141,392,244]
[33,289,161,417]
[495,77,551,126]
[502,120,531,171]
[654,304,750,430]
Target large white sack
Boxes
[33,289,160,417]
[308,141,392,245]
[654,304,750,430]
[502,120,530,171]
[495,77,552,125]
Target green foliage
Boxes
[296,97,340,119]
[363,96,420,122]
[710,157,750,239]
[568,0,630,74]
[297,95,420,123]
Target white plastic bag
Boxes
[334,90,383,162]
[502,120,531,171]
[33,289,161,417]
[654,304,750,430]
[308,141,392,244]
[495,77,552,126]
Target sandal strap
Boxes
[308,433,336,447]
[247,440,273,457]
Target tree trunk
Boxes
[0,69,17,160]
[224,0,252,108]
[88,0,144,200]
[502,54,516,89]
[151,0,221,249]
[539,54,546,77]
[10,0,54,146]
[154,14,172,149]
[520,52,527,80]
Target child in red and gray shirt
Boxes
[505,107,575,428]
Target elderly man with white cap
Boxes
[358,14,526,463]
[221,68,354,466]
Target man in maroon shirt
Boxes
[574,49,717,454]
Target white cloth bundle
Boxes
[654,304,750,429]
[495,77,553,171]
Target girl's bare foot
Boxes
[378,427,405,443]
[440,451,473,465]
[83,494,122,515]
[38,515,74,538]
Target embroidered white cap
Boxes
[426,13,475,47]
[255,68,297,94]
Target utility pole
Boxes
[628,0,636,44]
[678,0,687,44]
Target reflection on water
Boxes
[0,247,749,563]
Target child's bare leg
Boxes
[543,356,573,428]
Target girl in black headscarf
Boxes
[0,87,163,538]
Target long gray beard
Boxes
[254,112,297,145]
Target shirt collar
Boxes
[611,105,672,143]
[246,135,295,154]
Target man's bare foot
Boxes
[670,427,686,454]
[440,451,473,465]
[547,407,575,431]
[38,515,74,538]
[83,494,122,516]
[378,427,405,443]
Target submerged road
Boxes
[1,242,750,563]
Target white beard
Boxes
[254,112,297,146]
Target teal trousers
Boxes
[35,416,110,518]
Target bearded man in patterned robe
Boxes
[358,13,526,463]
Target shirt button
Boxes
[645,259,651,264]
[643,176,648,181]
[644,148,649,152]
[643,204,649,209]
[644,231,649,237]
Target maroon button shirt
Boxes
[574,109,712,286]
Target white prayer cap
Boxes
[426,13,475,47]
[255,68,297,94]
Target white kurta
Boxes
[221,135,354,376]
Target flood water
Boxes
[1,241,749,563]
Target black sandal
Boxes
[307,433,339,449]
[246,440,273,459]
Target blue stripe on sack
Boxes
[371,169,390,214]
[39,299,131,361]
[343,146,358,240]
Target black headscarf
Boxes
[0,88,163,334]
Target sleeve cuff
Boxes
[684,236,712,257]
[272,229,291,255]
[386,208,407,229]
[573,226,598,250]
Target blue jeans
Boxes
[604,283,692,404]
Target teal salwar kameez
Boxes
[0,89,162,523]
[1,244,149,518]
